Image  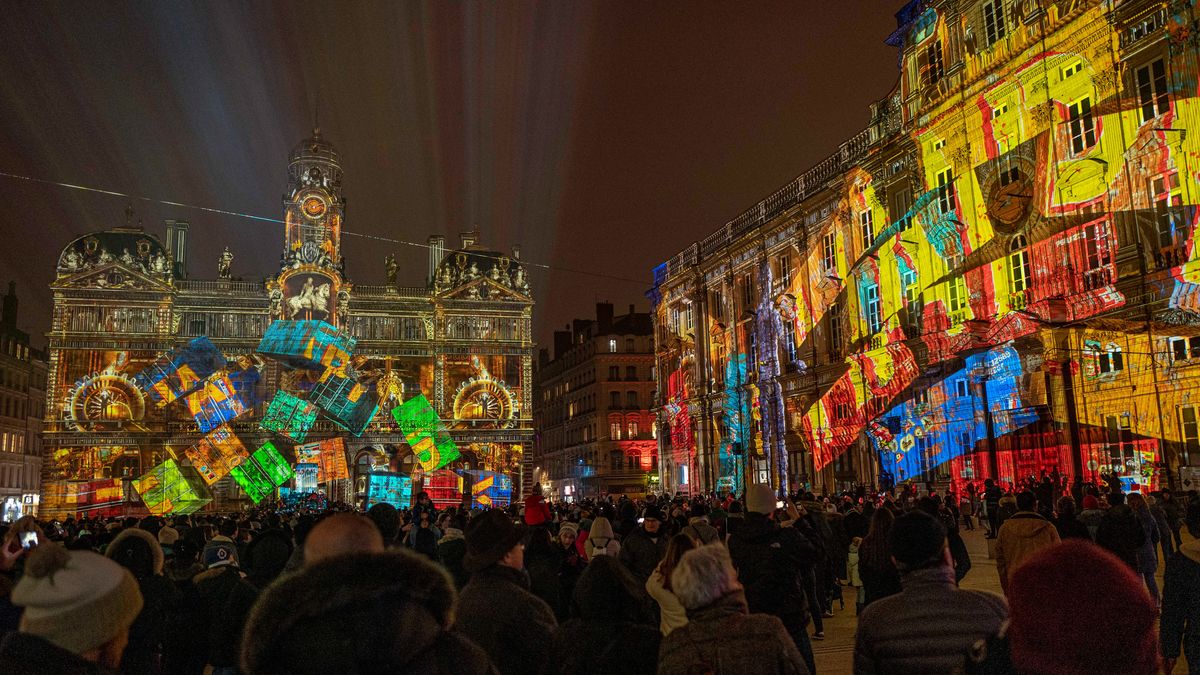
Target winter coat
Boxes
[995,512,1060,594]
[121,573,182,675]
[525,544,563,619]
[1096,504,1146,570]
[437,528,468,589]
[858,548,902,607]
[557,545,586,623]
[727,512,815,627]
[585,517,621,560]
[0,631,116,675]
[1052,514,1092,541]
[680,516,720,545]
[1161,538,1200,670]
[185,565,258,671]
[1133,506,1160,575]
[645,565,688,635]
[843,509,869,540]
[455,564,557,675]
[847,539,863,588]
[853,564,1007,675]
[657,590,810,675]
[619,527,669,583]
[524,494,551,526]
[1078,507,1104,539]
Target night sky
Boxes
[0,1,900,348]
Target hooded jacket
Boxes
[1095,504,1146,570]
[681,516,720,545]
[585,517,621,560]
[619,525,669,584]
[456,564,557,675]
[1161,538,1200,666]
[995,512,1060,593]
[726,512,816,624]
[0,632,115,675]
[546,557,659,674]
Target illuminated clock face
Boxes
[302,197,327,218]
[66,372,146,431]
[453,378,516,428]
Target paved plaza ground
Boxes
[812,523,1187,674]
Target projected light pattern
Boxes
[260,390,318,442]
[133,337,226,407]
[461,469,513,508]
[184,424,250,485]
[295,438,349,482]
[310,371,380,436]
[185,373,248,433]
[365,472,414,509]
[230,442,295,504]
[133,459,212,515]
[393,394,461,472]
[256,320,355,373]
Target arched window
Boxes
[1009,235,1030,298]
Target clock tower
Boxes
[272,129,347,324]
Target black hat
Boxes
[889,510,947,570]
[463,510,524,573]
[642,506,665,522]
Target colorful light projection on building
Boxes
[260,390,319,442]
[133,458,212,515]
[293,463,319,492]
[392,394,460,472]
[41,479,126,518]
[230,442,295,504]
[256,320,354,373]
[133,337,226,407]
[365,472,414,509]
[461,469,513,508]
[310,371,380,436]
[424,469,464,509]
[183,424,250,485]
[295,438,349,482]
[184,373,248,433]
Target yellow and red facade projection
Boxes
[652,0,1200,495]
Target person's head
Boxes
[1126,492,1147,511]
[1056,496,1076,517]
[1185,499,1200,538]
[4,515,43,550]
[586,516,616,558]
[570,554,652,623]
[366,503,401,544]
[105,527,164,580]
[463,509,525,573]
[557,522,579,548]
[1006,541,1158,675]
[889,511,948,572]
[1082,494,1099,510]
[660,533,696,592]
[202,540,240,570]
[1016,490,1037,512]
[13,543,143,670]
[744,484,777,516]
[1108,491,1126,506]
[985,478,996,488]
[303,514,384,566]
[241,551,463,675]
[671,544,743,612]
[642,506,664,534]
[217,518,238,538]
[244,530,294,586]
[417,491,430,504]
[525,526,555,558]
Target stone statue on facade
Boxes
[151,252,167,275]
[385,254,398,285]
[62,248,82,271]
[119,248,135,267]
[465,262,480,281]
[218,247,234,279]
[98,248,114,265]
[488,264,502,282]
[512,266,529,292]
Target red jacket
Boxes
[524,494,551,526]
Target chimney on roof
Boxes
[553,329,572,361]
[460,230,479,249]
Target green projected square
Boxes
[253,442,294,486]
[392,394,460,472]
[232,462,273,504]
[133,459,212,515]
[260,391,318,442]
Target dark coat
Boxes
[120,573,182,675]
[657,590,809,675]
[0,632,115,675]
[524,544,563,619]
[1161,541,1200,667]
[1096,504,1146,570]
[456,564,557,675]
[727,513,815,626]
[618,527,669,583]
[437,532,468,589]
[188,565,258,670]
[1052,514,1092,541]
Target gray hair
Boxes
[670,543,742,610]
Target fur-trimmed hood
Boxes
[105,527,164,576]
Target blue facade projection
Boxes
[133,337,227,407]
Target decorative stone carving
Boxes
[218,247,233,279]
[385,254,397,285]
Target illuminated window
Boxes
[671,307,681,333]
[992,102,1009,119]
[709,289,725,321]
[1130,14,1161,42]
[608,338,617,352]
[923,40,945,87]
[1151,172,1185,250]
[1068,97,1096,155]
[775,254,792,286]
[1098,345,1124,374]
[610,421,621,440]
[685,304,695,331]
[864,284,882,334]
[1136,59,1170,123]
[948,277,966,314]
[1170,336,1200,362]
[740,274,755,309]
[822,233,837,274]
[983,0,1007,45]
[1061,61,1082,79]
[860,210,875,250]
[1009,234,1030,296]
[936,169,956,215]
[1083,221,1113,288]
[1105,414,1135,473]
[902,268,919,305]
[1182,406,1200,465]
[628,420,638,438]
[828,300,844,354]
[651,424,657,439]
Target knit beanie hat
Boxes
[203,540,239,568]
[158,525,180,546]
[1007,540,1158,675]
[889,510,947,570]
[558,522,579,538]
[463,509,524,573]
[745,484,777,515]
[13,544,143,655]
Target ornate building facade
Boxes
[652,0,1200,497]
[43,131,534,515]
[533,303,657,501]
[0,283,46,521]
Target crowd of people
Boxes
[0,479,1192,674]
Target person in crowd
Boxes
[983,478,1003,538]
[0,543,143,675]
[727,484,817,674]
[1095,490,1145,570]
[437,513,468,589]
[411,491,438,523]
[524,483,552,527]
[847,533,864,615]
[410,510,442,562]
[1160,488,1185,549]
[960,491,976,531]
[455,509,557,675]
[240,550,493,675]
[365,503,401,548]
[1077,494,1105,539]
[646,533,694,635]
[524,527,563,618]
[104,527,181,675]
[1127,492,1161,604]
[303,513,384,566]
[916,497,970,582]
[853,511,1007,675]
[857,507,901,608]
[187,538,258,674]
[996,491,1018,530]
[556,522,586,623]
[658,543,810,675]
[240,529,292,590]
[1051,496,1091,541]
[546,555,660,674]
[1161,499,1200,674]
[585,516,620,559]
[967,540,1159,675]
[842,501,869,541]
[1150,494,1175,560]
[621,506,670,584]
[995,491,1060,594]
[681,503,721,545]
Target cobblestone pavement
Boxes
[811,522,1185,675]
